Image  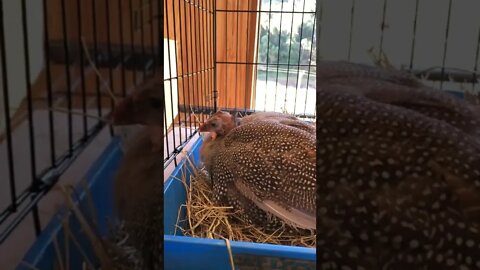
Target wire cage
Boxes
[163,0,317,169]
[317,0,480,98]
[3,0,479,269]
[163,0,317,269]
[0,0,160,269]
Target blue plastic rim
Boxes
[162,89,466,269]
[17,134,315,270]
[164,136,316,270]
[444,89,464,99]
[16,89,469,270]
[18,137,124,270]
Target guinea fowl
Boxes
[198,111,239,140]
[198,110,315,170]
[112,76,164,151]
[199,131,305,233]
[316,82,480,269]
[318,61,480,138]
[198,110,315,139]
[111,76,163,126]
[110,76,163,270]
[112,128,162,270]
[199,111,315,173]
[199,111,316,230]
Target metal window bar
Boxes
[60,0,74,156]
[165,0,177,167]
[129,0,137,85]
[163,0,216,168]
[140,0,147,79]
[273,0,285,111]
[42,0,56,168]
[293,0,308,115]
[92,0,102,118]
[20,0,42,237]
[171,0,187,143]
[216,0,317,117]
[119,0,127,97]
[105,0,115,137]
[77,0,88,139]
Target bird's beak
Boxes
[198,123,217,140]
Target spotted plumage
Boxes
[111,76,163,270]
[113,129,163,270]
[200,112,316,231]
[316,81,480,269]
[240,111,316,135]
[318,61,480,138]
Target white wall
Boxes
[319,0,480,93]
[0,0,44,130]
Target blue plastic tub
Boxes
[163,136,316,270]
[444,89,464,99]
[163,89,466,269]
[17,135,316,270]
[17,137,123,270]
[16,89,466,269]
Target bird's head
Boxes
[111,77,163,126]
[199,111,238,140]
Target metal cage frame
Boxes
[0,0,160,246]
[163,0,318,169]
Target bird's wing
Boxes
[316,86,480,266]
[324,77,459,111]
[234,178,316,229]
[318,85,480,216]
[323,79,480,138]
[221,121,316,223]
[428,160,480,221]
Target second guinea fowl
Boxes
[199,111,316,230]
[318,61,480,138]
[316,84,480,269]
[112,128,162,270]
[111,76,163,126]
[111,76,164,270]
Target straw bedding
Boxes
[22,131,315,270]
[176,165,316,248]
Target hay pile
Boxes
[176,166,316,248]
[21,144,315,270]
[21,184,144,270]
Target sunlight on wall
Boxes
[164,39,179,135]
[0,0,44,131]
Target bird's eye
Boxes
[211,123,217,127]
[149,98,162,109]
